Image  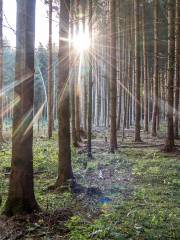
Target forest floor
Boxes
[0,127,180,240]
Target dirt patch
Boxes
[0,209,72,240]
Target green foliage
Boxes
[66,214,126,240]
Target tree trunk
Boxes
[152,0,159,137]
[75,0,81,142]
[55,0,74,186]
[174,0,180,139]
[0,0,3,142]
[4,0,39,216]
[48,0,53,138]
[163,0,175,152]
[110,0,117,152]
[70,0,78,147]
[87,0,93,158]
[134,0,141,142]
[142,1,148,132]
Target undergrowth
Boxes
[0,136,179,239]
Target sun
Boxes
[73,30,90,53]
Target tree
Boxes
[87,0,93,158]
[152,0,159,137]
[75,0,81,142]
[142,0,148,132]
[174,0,180,139]
[109,0,117,152]
[134,0,141,142]
[3,0,39,216]
[48,0,53,138]
[163,0,175,152]
[0,0,3,142]
[70,0,78,147]
[55,0,74,186]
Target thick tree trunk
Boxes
[4,0,39,216]
[174,0,180,139]
[152,0,159,137]
[55,0,74,186]
[0,0,3,142]
[164,0,175,152]
[110,0,117,152]
[134,0,141,142]
[48,0,53,138]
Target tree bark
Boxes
[87,0,93,158]
[75,0,81,142]
[4,0,39,216]
[110,0,117,152]
[48,0,53,138]
[134,0,141,142]
[55,0,74,186]
[164,0,175,152]
[142,1,148,132]
[174,0,180,139]
[70,0,78,147]
[152,0,159,137]
[0,0,3,142]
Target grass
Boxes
[66,147,180,240]
[0,136,179,239]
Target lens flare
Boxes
[73,31,90,53]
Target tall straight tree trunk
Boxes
[70,0,78,147]
[110,0,117,152]
[152,0,159,137]
[87,0,93,158]
[55,0,74,185]
[82,0,87,132]
[48,0,53,138]
[142,1,148,132]
[75,0,81,142]
[174,0,180,139]
[164,0,175,152]
[0,0,3,142]
[134,0,141,142]
[4,0,39,216]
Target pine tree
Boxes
[163,0,175,152]
[152,0,159,137]
[87,0,93,158]
[55,0,74,186]
[109,0,117,152]
[0,0,3,142]
[134,0,141,142]
[174,0,180,139]
[48,0,53,138]
[4,0,39,216]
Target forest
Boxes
[0,0,179,239]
